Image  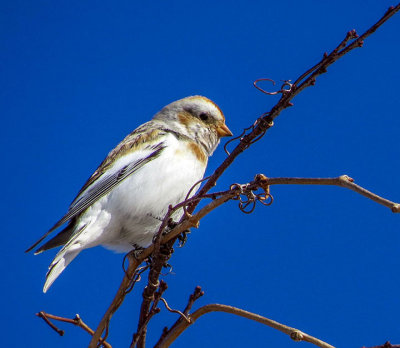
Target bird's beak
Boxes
[216,123,233,137]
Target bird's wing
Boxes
[67,141,165,221]
[26,124,167,252]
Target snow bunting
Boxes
[27,96,232,292]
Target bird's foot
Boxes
[177,229,190,247]
[165,219,190,247]
[168,218,178,227]
[131,244,145,260]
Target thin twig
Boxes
[155,303,335,348]
[131,280,168,348]
[262,175,400,213]
[181,286,205,316]
[156,286,204,345]
[363,342,400,348]
[37,311,65,336]
[36,311,112,348]
[159,298,191,323]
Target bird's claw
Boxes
[131,244,145,260]
[177,229,190,247]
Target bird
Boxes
[26,96,232,293]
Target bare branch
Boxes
[191,4,400,211]
[88,253,148,348]
[89,170,400,347]
[131,280,168,347]
[263,175,400,213]
[88,194,233,347]
[36,311,112,348]
[88,6,400,346]
[156,303,335,348]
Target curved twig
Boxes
[155,303,335,348]
[159,298,191,323]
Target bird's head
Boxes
[154,96,232,155]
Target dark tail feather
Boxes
[33,223,75,254]
[25,230,54,253]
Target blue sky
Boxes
[2,1,400,347]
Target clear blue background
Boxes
[2,1,400,347]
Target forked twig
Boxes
[36,311,112,348]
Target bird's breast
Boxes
[102,135,208,248]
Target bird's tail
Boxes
[43,246,81,293]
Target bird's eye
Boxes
[199,113,209,121]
